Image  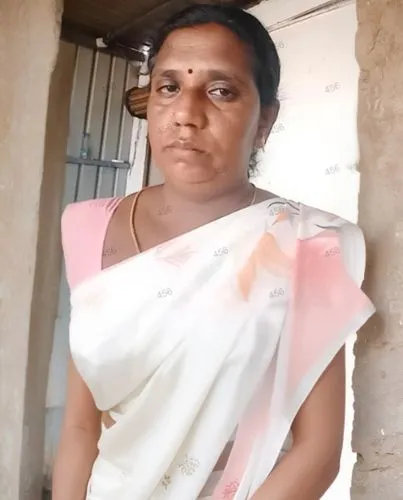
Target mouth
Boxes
[166,140,205,154]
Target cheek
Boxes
[214,108,260,154]
[243,112,260,143]
[147,104,172,140]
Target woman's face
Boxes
[147,23,277,187]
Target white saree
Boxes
[67,198,375,500]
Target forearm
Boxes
[251,443,340,500]
[52,427,99,500]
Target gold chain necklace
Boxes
[130,183,257,254]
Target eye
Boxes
[157,83,179,96]
[209,87,235,100]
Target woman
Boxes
[53,4,374,500]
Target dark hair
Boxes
[148,4,280,107]
[147,4,281,174]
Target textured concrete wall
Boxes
[21,40,76,499]
[353,1,403,499]
[0,0,74,497]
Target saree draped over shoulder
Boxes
[62,197,375,500]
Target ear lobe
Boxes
[256,100,280,148]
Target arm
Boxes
[52,356,101,500]
[252,348,345,500]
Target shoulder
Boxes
[61,197,123,231]
[61,197,123,290]
[289,202,366,286]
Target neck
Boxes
[160,179,254,217]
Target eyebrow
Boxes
[152,68,246,86]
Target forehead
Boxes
[153,23,252,76]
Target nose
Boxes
[173,90,207,130]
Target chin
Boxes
[164,161,219,185]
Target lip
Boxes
[166,140,205,154]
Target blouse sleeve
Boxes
[61,198,120,290]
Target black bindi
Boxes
[187,68,193,74]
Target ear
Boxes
[255,100,280,149]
